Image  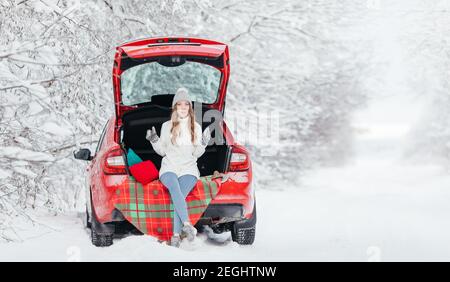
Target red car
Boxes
[74,37,256,247]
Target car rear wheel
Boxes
[91,228,113,247]
[89,191,114,247]
[231,201,257,245]
[90,213,114,247]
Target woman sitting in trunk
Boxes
[146,87,211,247]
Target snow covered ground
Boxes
[1,126,450,261]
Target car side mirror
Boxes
[73,148,93,161]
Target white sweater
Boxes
[150,116,207,179]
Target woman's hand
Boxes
[146,126,159,143]
[201,127,211,146]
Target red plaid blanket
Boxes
[113,175,222,241]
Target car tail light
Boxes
[103,147,127,175]
[228,145,250,171]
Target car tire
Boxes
[91,228,113,247]
[231,201,257,245]
[90,213,114,247]
[89,191,114,247]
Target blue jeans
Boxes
[160,172,198,234]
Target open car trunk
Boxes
[120,104,231,177]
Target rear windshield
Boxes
[120,61,221,106]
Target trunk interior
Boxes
[120,104,231,177]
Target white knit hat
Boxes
[172,87,193,108]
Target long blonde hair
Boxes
[170,103,197,145]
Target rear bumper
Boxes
[197,203,244,225]
[208,171,255,219]
[110,203,247,225]
[204,203,243,218]
[96,171,254,223]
